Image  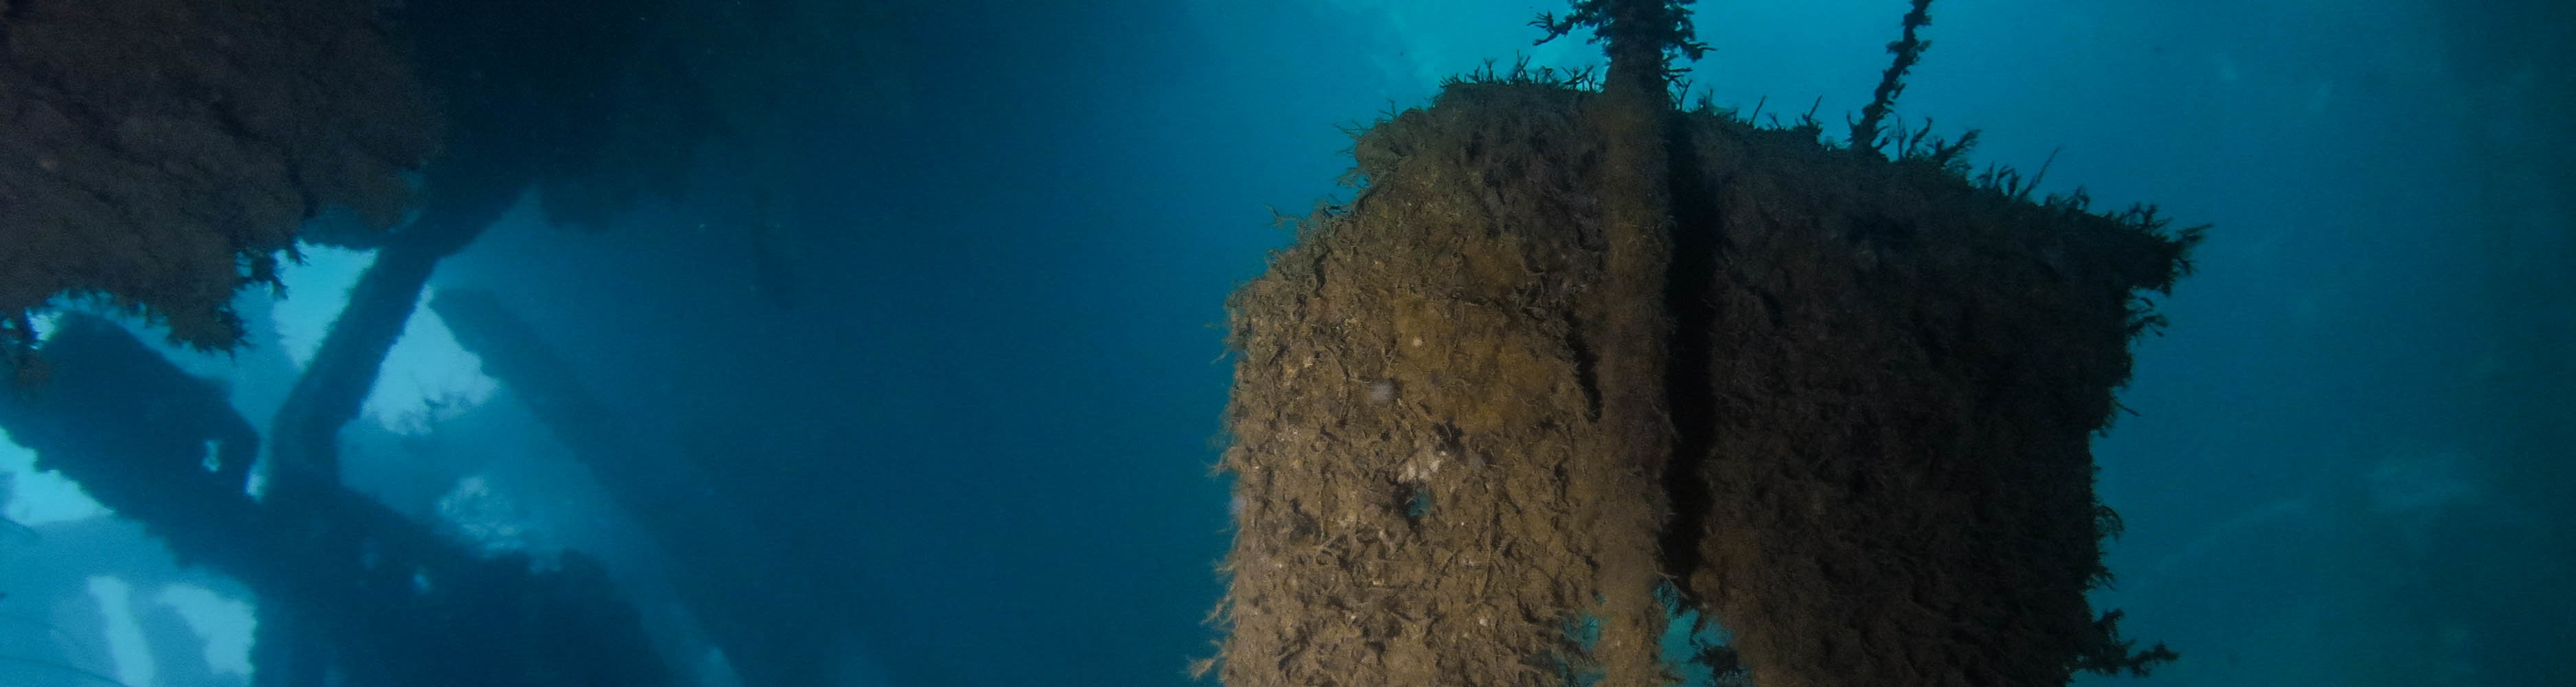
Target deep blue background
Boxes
[4,1,2568,686]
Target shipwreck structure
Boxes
[1211,1,2194,686]
[0,315,672,686]
[1,0,813,684]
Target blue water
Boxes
[2,1,2567,686]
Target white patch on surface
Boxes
[27,311,60,341]
[360,288,497,436]
[85,576,154,687]
[273,245,374,368]
[157,583,257,678]
[436,473,529,552]
[2,436,105,525]
[273,245,497,436]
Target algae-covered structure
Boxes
[0,0,437,354]
[1,1,793,683]
[1212,2,2195,686]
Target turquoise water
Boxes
[1,1,2566,686]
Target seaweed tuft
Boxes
[2071,610,2181,677]
[1850,0,1939,152]
[1533,0,1710,93]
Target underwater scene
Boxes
[0,1,2566,686]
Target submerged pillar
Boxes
[1214,76,2191,687]
[0,315,674,687]
[1677,108,2191,687]
[1219,81,1674,687]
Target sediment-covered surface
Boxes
[1216,80,2192,687]
[1677,102,2189,687]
